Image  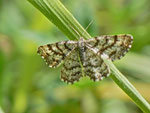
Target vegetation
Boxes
[0,0,150,113]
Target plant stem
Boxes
[28,0,91,40]
[27,0,150,112]
[102,56,150,113]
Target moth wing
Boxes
[61,48,83,84]
[85,34,133,61]
[38,40,77,68]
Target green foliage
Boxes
[27,0,150,112]
[0,0,150,113]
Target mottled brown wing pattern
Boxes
[86,34,133,61]
[37,40,77,68]
[82,46,110,81]
[61,48,82,84]
[38,34,133,84]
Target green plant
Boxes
[27,0,150,112]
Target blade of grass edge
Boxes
[102,55,150,113]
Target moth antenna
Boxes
[70,20,93,39]
[71,26,81,38]
[85,20,93,31]
[82,20,93,37]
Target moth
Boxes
[37,34,133,84]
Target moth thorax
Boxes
[78,37,85,48]
[77,38,85,64]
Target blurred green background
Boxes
[0,0,150,113]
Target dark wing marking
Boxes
[61,48,83,84]
[82,46,110,81]
[37,40,77,68]
[85,34,133,61]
